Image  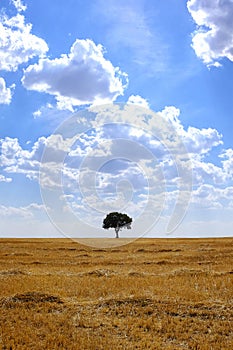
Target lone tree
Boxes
[102,212,132,238]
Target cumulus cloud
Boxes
[0,133,79,186]
[155,107,225,186]
[1,104,232,225]
[0,77,14,104]
[152,106,223,157]
[0,13,48,72]
[39,104,230,236]
[0,137,22,166]
[187,0,233,66]
[12,0,27,12]
[0,203,46,219]
[192,158,226,185]
[127,95,150,109]
[0,174,12,183]
[219,148,233,176]
[184,126,223,156]
[0,136,45,181]
[22,39,128,110]
[191,184,233,209]
[90,104,224,189]
[33,109,42,119]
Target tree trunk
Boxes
[115,227,119,238]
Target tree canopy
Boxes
[102,212,132,238]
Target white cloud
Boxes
[0,136,45,181]
[12,0,27,12]
[0,203,46,219]
[0,137,23,166]
[0,13,48,72]
[0,134,77,185]
[0,77,14,104]
[90,104,225,190]
[0,135,71,168]
[184,126,223,156]
[33,109,42,119]
[219,148,233,176]
[0,174,12,183]
[187,0,233,66]
[0,104,232,231]
[192,158,226,185]
[47,105,226,190]
[22,39,128,110]
[156,107,225,185]
[191,184,233,209]
[127,95,150,109]
[152,106,223,158]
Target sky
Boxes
[0,0,233,240]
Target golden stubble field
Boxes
[0,237,232,350]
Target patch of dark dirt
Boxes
[3,252,32,256]
[98,298,233,321]
[128,271,144,277]
[0,292,64,307]
[102,297,153,308]
[0,269,29,276]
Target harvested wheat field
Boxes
[0,237,232,350]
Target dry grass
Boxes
[0,237,232,349]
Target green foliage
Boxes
[102,212,132,238]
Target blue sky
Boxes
[0,0,233,239]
